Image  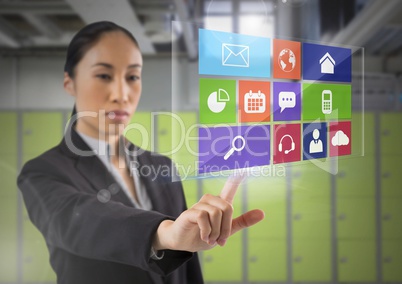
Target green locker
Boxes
[125,111,153,151]
[0,197,18,239]
[0,112,18,154]
[247,176,287,239]
[158,112,198,158]
[172,113,197,179]
[0,237,18,282]
[382,240,402,282]
[351,112,375,156]
[337,197,376,239]
[0,154,18,198]
[0,112,18,196]
[182,179,198,208]
[0,185,18,283]
[291,163,331,199]
[335,156,376,197]
[173,153,197,179]
[22,112,63,162]
[172,112,197,157]
[202,238,242,282]
[292,239,331,282]
[292,164,332,282]
[22,239,56,282]
[156,112,176,157]
[292,197,331,239]
[381,156,402,197]
[0,112,18,282]
[381,198,402,239]
[248,239,287,282]
[337,240,376,282]
[201,178,243,282]
[380,112,402,155]
[22,112,63,282]
[156,112,172,156]
[171,112,197,179]
[22,208,57,282]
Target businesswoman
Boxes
[17,21,264,284]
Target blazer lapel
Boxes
[75,155,110,193]
[61,127,134,207]
[136,151,173,215]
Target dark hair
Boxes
[64,21,139,78]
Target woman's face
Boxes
[64,31,143,139]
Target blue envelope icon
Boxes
[222,43,250,68]
[199,29,270,78]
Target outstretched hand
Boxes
[152,175,265,252]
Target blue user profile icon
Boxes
[303,122,328,160]
[198,124,271,174]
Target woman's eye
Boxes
[96,74,111,81]
[128,75,140,82]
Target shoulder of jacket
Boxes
[20,143,73,176]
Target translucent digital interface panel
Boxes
[171,21,364,180]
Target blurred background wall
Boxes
[0,0,401,283]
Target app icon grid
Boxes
[198,29,352,173]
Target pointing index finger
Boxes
[220,173,246,204]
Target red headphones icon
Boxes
[278,134,295,154]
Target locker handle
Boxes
[338,171,346,178]
[340,257,348,263]
[382,129,390,136]
[294,256,302,263]
[338,214,346,220]
[250,256,258,263]
[384,256,392,263]
[293,213,302,221]
[382,214,391,221]
[382,172,391,179]
[205,255,213,262]
[293,171,302,178]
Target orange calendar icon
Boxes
[244,90,266,113]
[239,80,270,123]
